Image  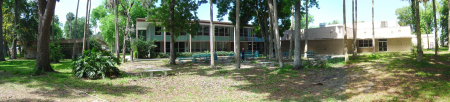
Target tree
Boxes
[288,7,294,60]
[269,0,283,67]
[372,0,375,55]
[294,0,302,69]
[83,0,90,52]
[115,0,120,58]
[304,0,309,59]
[66,12,75,59]
[148,0,201,65]
[11,0,20,59]
[423,0,430,50]
[73,0,80,59]
[448,0,450,52]
[352,0,358,59]
[35,0,57,72]
[121,0,135,63]
[343,0,349,62]
[0,0,5,61]
[210,0,215,68]
[432,0,438,56]
[413,0,423,62]
[235,0,241,69]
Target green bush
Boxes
[71,48,121,79]
[49,41,65,62]
[216,51,233,56]
[88,38,102,50]
[176,52,193,57]
[131,38,158,58]
[158,53,169,58]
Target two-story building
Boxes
[135,18,264,53]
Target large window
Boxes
[203,25,210,36]
[192,42,208,52]
[225,27,230,36]
[239,28,251,37]
[358,40,373,48]
[154,42,161,52]
[165,42,186,52]
[155,27,162,35]
[215,42,227,51]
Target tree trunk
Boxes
[210,0,215,68]
[432,0,438,56]
[414,0,423,62]
[235,0,240,69]
[288,7,294,60]
[448,0,450,52]
[87,0,92,50]
[115,0,120,58]
[270,0,283,67]
[372,0,375,55]
[304,0,309,58]
[268,1,273,60]
[294,1,302,69]
[82,0,90,52]
[73,0,80,59]
[35,0,57,72]
[352,0,358,59]
[344,0,349,62]
[425,3,430,50]
[169,0,176,65]
[12,0,19,59]
[0,0,5,61]
[122,34,126,63]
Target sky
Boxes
[54,0,435,34]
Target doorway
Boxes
[378,39,387,52]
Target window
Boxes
[181,31,186,35]
[155,27,162,35]
[203,25,209,36]
[154,42,161,52]
[215,26,219,36]
[225,27,230,36]
[358,40,373,48]
[215,42,227,51]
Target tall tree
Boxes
[0,0,5,61]
[270,0,283,67]
[423,0,430,50]
[352,0,358,59]
[11,0,19,59]
[432,0,438,56]
[288,7,294,60]
[148,0,201,65]
[35,0,57,72]
[304,0,309,58]
[372,0,375,55]
[294,0,302,69]
[413,0,423,62]
[115,0,120,58]
[83,0,90,52]
[73,0,80,59]
[268,0,273,60]
[343,0,349,62]
[235,0,241,69]
[122,0,135,63]
[448,0,450,52]
[66,12,75,59]
[210,0,215,68]
[87,0,92,50]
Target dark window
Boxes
[225,27,230,36]
[240,28,244,36]
[166,31,170,35]
[358,40,373,47]
[219,27,224,36]
[181,31,186,35]
[154,42,161,52]
[155,27,162,35]
[198,26,203,36]
[215,26,219,36]
[203,26,209,36]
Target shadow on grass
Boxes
[345,52,450,101]
[0,59,147,99]
[158,58,347,101]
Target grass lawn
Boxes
[345,47,450,101]
[1,47,450,101]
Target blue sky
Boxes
[54,0,432,34]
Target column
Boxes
[164,27,166,53]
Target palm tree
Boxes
[294,0,303,69]
[423,0,430,50]
[82,0,90,52]
[235,0,241,69]
[304,0,309,58]
[372,0,375,55]
[432,0,438,56]
[413,0,423,62]
[344,0,349,62]
[0,0,5,61]
[73,0,80,59]
[210,0,215,68]
[352,0,358,59]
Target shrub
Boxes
[88,38,102,51]
[157,53,169,58]
[216,51,233,56]
[71,48,121,79]
[49,41,65,63]
[131,38,158,58]
[177,52,193,57]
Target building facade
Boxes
[135,18,264,53]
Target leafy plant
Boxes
[176,52,193,57]
[158,53,169,58]
[71,48,121,79]
[131,38,158,58]
[49,41,65,63]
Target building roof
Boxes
[136,18,252,30]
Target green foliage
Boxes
[176,52,193,57]
[440,0,449,44]
[131,38,157,58]
[216,51,234,56]
[71,48,121,79]
[64,17,93,39]
[158,53,169,58]
[49,41,65,62]
[88,38,103,51]
[250,61,260,64]
[161,59,169,64]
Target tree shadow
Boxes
[0,59,149,100]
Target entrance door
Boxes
[378,41,387,52]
